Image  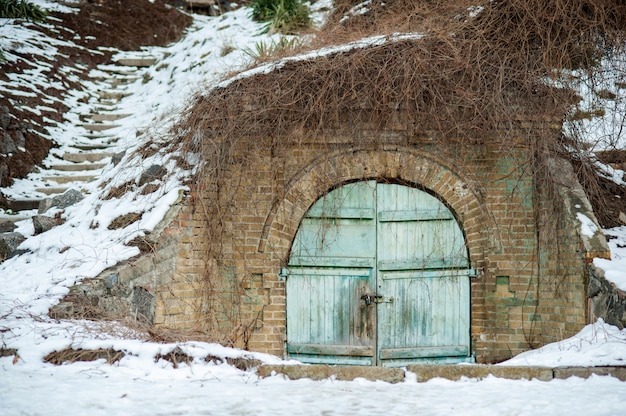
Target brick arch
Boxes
[262,148,500,272]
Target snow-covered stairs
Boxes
[1,56,158,217]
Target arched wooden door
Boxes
[285,181,472,367]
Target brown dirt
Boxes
[56,0,193,51]
[0,0,192,193]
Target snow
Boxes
[564,53,626,150]
[2,1,626,415]
[503,319,626,367]
[340,0,372,23]
[467,6,484,19]
[594,159,626,186]
[3,362,626,416]
[594,226,626,291]
[215,32,425,91]
[577,212,599,238]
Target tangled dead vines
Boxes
[172,0,626,343]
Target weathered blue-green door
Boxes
[286,181,471,366]
[375,184,471,366]
[286,181,377,365]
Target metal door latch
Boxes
[361,294,394,305]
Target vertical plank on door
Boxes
[377,184,470,365]
[286,181,377,364]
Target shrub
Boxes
[0,0,47,22]
[244,36,304,61]
[249,0,311,34]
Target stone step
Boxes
[108,77,139,88]
[50,163,107,172]
[97,65,137,76]
[89,113,131,122]
[185,0,217,4]
[406,364,553,382]
[95,97,120,108]
[92,104,119,112]
[185,0,226,10]
[63,152,113,163]
[80,123,120,132]
[2,199,41,212]
[71,143,114,151]
[42,175,97,185]
[0,214,34,223]
[258,364,626,383]
[258,364,405,384]
[115,57,157,67]
[80,132,116,139]
[98,90,131,100]
[36,187,69,196]
[89,75,107,83]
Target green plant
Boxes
[243,36,303,60]
[249,0,311,34]
[0,0,47,21]
[250,0,286,21]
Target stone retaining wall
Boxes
[588,264,626,329]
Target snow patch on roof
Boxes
[215,32,425,91]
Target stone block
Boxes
[0,133,17,154]
[554,366,626,381]
[406,364,553,382]
[39,189,85,214]
[104,274,119,289]
[0,232,26,261]
[0,105,10,129]
[32,215,63,234]
[257,365,405,383]
[0,221,17,233]
[138,164,166,186]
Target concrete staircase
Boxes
[1,56,157,217]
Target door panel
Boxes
[286,181,471,366]
[376,184,470,366]
[287,181,377,365]
[377,270,471,365]
[290,181,377,260]
[286,268,374,365]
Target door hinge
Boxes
[278,267,289,281]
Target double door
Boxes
[285,181,472,366]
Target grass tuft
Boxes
[0,0,47,21]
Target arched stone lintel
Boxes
[262,148,501,270]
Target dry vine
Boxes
[169,0,626,350]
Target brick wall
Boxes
[140,120,606,362]
[75,114,609,363]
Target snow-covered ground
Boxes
[2,2,626,415]
[2,319,626,416]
